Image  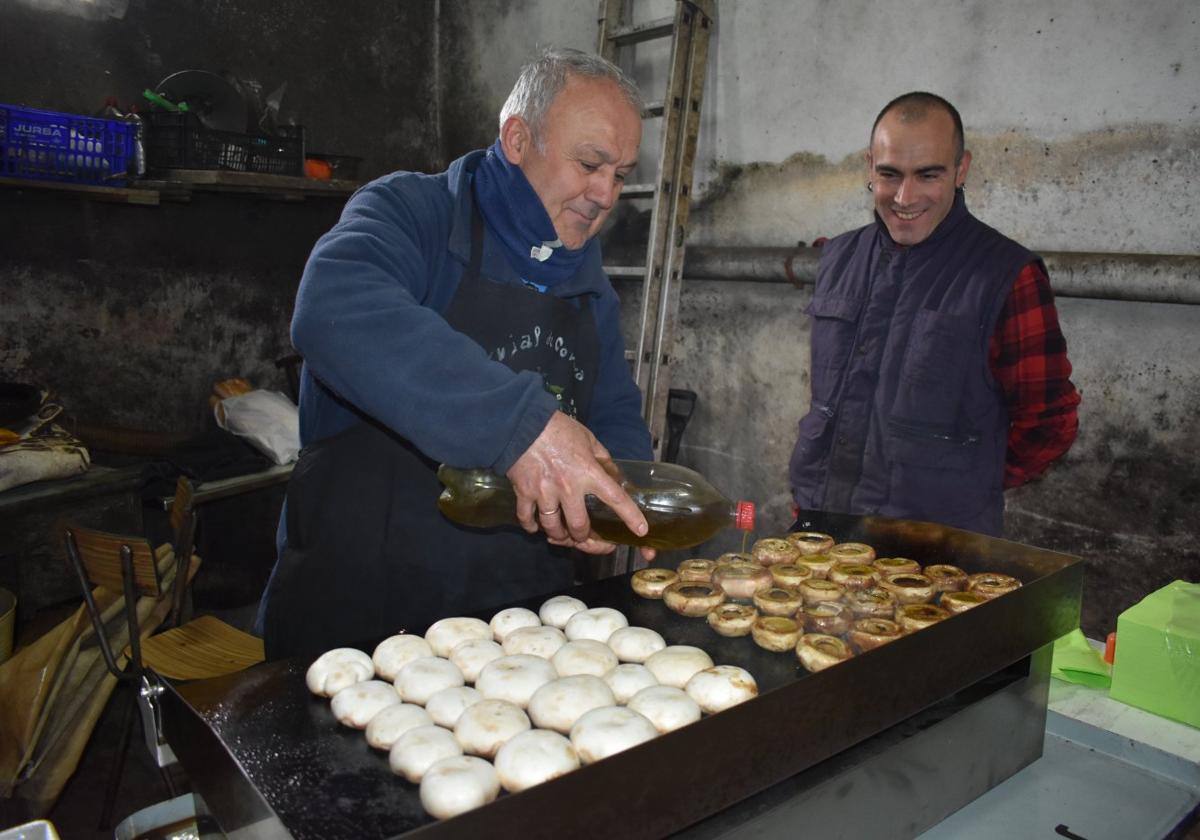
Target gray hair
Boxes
[499,46,644,147]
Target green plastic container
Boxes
[1109,579,1200,728]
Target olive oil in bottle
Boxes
[437,460,754,552]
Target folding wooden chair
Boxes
[63,475,263,827]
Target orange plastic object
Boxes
[304,158,333,180]
[1104,631,1117,664]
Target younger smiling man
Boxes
[789,92,1080,536]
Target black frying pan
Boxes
[0,382,42,426]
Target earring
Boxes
[866,181,874,193]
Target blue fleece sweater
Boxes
[290,149,652,471]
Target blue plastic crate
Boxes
[0,103,134,185]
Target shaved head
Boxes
[871,92,965,164]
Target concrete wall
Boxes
[441,0,1200,636]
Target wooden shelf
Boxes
[1,169,362,204]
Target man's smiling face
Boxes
[867,107,971,246]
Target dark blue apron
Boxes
[261,209,598,659]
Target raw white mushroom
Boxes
[395,657,465,706]
[552,639,619,678]
[448,638,504,683]
[606,626,666,664]
[502,625,567,658]
[371,635,434,682]
[685,665,759,714]
[494,729,580,794]
[365,702,433,750]
[564,607,628,643]
[644,645,714,689]
[419,755,501,820]
[389,724,463,784]
[603,663,659,705]
[306,648,373,697]
[489,607,541,642]
[425,686,483,729]
[626,685,702,734]
[453,699,531,759]
[330,680,401,729]
[569,706,658,764]
[528,675,616,734]
[539,595,588,629]
[425,617,493,658]
[475,655,558,708]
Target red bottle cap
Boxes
[1104,631,1116,665]
[735,501,755,531]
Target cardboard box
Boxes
[1109,580,1200,728]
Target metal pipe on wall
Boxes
[681,247,1200,306]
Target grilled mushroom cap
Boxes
[424,686,483,729]
[676,558,717,583]
[712,560,773,601]
[873,557,920,576]
[799,577,846,605]
[847,617,903,652]
[751,537,801,567]
[419,755,500,819]
[829,542,876,565]
[941,590,989,614]
[753,586,804,617]
[631,568,679,599]
[829,563,880,592]
[924,564,969,593]
[796,634,854,672]
[751,615,803,652]
[663,581,726,617]
[796,553,837,580]
[896,603,951,633]
[880,572,936,605]
[800,601,852,636]
[845,585,898,619]
[968,572,1022,599]
[785,531,835,555]
[770,563,814,588]
[706,603,758,637]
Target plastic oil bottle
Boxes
[436,460,754,551]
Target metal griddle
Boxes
[161,511,1082,839]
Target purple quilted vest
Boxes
[789,192,1037,535]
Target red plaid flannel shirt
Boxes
[989,262,1081,488]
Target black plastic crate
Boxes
[145,111,304,176]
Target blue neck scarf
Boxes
[472,139,589,287]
